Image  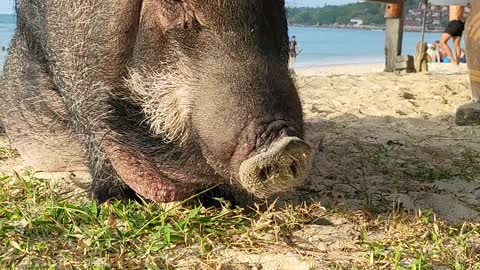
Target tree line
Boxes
[286,0,421,26]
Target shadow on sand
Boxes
[284,113,480,224]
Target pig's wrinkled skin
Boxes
[0,0,313,205]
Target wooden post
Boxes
[384,1,405,72]
[455,2,480,125]
[466,2,480,101]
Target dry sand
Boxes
[1,63,479,269]
[297,62,479,222]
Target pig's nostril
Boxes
[258,165,274,183]
[258,160,301,183]
[259,168,268,182]
[289,162,299,178]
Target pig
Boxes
[0,0,312,205]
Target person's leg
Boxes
[453,36,462,65]
[440,33,456,65]
[289,53,296,68]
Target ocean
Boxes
[0,14,15,67]
[0,14,462,69]
[288,26,461,68]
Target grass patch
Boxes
[0,171,328,269]
[364,142,480,183]
[355,211,480,270]
[0,172,251,269]
[0,146,18,160]
[0,166,479,269]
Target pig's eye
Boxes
[153,0,203,32]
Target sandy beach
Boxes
[1,62,479,269]
[296,62,478,221]
[295,62,469,76]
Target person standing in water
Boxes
[439,5,466,66]
[288,36,299,68]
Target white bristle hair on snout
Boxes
[125,63,195,146]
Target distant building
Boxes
[350,19,363,25]
[404,4,470,32]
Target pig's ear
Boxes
[151,0,205,32]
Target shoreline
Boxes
[294,58,384,69]
[293,62,469,77]
[289,24,445,33]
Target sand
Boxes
[296,62,479,221]
[1,62,479,269]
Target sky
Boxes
[0,0,359,14]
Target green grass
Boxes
[0,171,328,269]
[356,211,480,269]
[0,172,251,269]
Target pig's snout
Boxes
[239,136,312,198]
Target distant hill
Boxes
[287,0,422,26]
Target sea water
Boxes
[0,14,463,69]
[0,14,15,67]
[288,26,460,68]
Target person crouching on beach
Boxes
[289,36,299,68]
[427,43,441,63]
[439,5,466,66]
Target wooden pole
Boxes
[466,2,480,101]
[384,0,405,72]
[454,2,480,125]
[420,1,428,45]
